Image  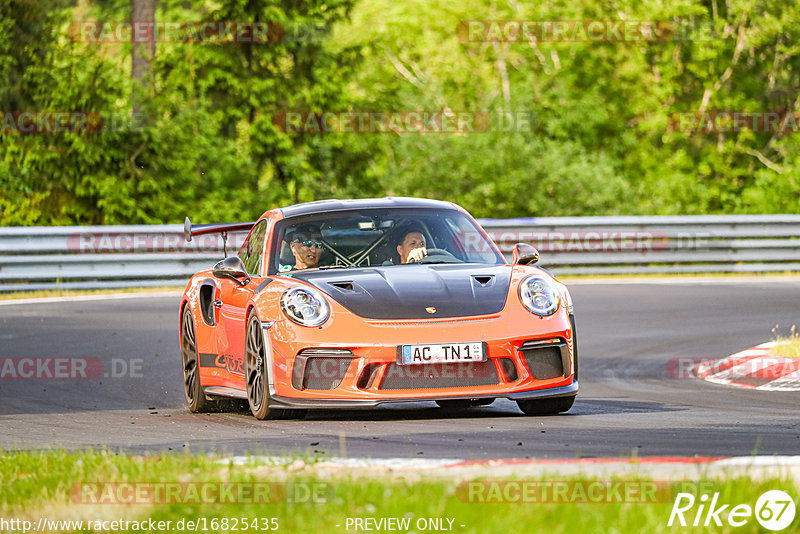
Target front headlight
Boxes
[281,286,330,327]
[518,275,560,316]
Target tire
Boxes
[245,312,297,420]
[436,398,495,409]
[516,395,575,416]
[180,306,218,413]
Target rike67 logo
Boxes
[668,490,796,530]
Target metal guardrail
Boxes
[482,215,800,275]
[0,225,247,291]
[1,215,799,291]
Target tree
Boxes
[130,0,156,116]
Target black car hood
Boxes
[291,264,511,319]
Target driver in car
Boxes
[281,224,324,271]
[396,225,428,264]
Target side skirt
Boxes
[203,386,247,400]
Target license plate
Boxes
[398,342,485,365]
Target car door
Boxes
[215,220,267,386]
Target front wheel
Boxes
[516,395,575,416]
[245,312,307,420]
[245,313,284,419]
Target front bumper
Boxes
[265,379,579,409]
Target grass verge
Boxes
[769,325,800,359]
[770,340,800,359]
[1,450,797,533]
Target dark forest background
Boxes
[2,0,799,224]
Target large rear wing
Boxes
[184,217,256,256]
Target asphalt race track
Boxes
[1,279,799,459]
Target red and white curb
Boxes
[693,342,800,391]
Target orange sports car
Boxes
[179,198,578,419]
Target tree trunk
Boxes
[131,0,155,116]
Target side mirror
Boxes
[512,243,539,265]
[213,256,250,286]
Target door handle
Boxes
[213,300,223,308]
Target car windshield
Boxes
[269,207,505,274]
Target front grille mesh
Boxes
[379,361,499,390]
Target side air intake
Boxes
[518,339,570,380]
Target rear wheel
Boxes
[516,395,575,416]
[180,306,218,412]
[436,398,495,409]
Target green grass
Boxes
[770,325,800,359]
[771,340,800,359]
[1,450,798,533]
[770,324,800,359]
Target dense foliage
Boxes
[1,0,799,224]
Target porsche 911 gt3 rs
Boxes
[179,197,578,419]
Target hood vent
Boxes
[330,281,355,292]
[472,275,495,287]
